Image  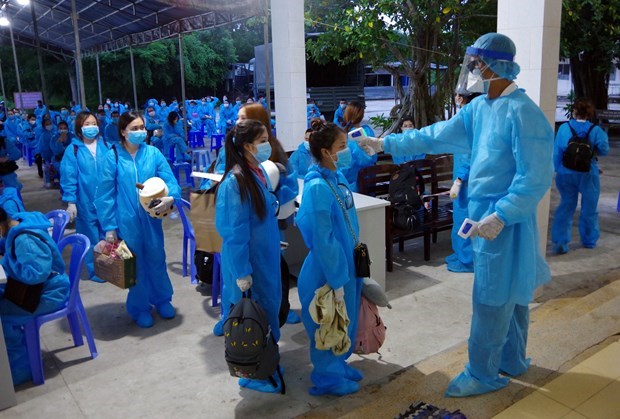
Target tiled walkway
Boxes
[493,342,620,418]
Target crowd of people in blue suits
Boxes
[0,32,612,400]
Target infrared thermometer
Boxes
[348,127,366,141]
[458,218,479,239]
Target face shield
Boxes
[455,46,515,95]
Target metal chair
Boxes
[45,210,70,244]
[23,234,98,385]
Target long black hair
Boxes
[221,119,269,220]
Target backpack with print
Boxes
[354,295,386,354]
[224,292,285,394]
[389,165,425,231]
[562,123,596,172]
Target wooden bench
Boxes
[357,157,454,272]
[595,109,620,133]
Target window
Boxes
[609,64,617,81]
[558,63,570,80]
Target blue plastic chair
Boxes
[211,133,225,152]
[176,199,223,303]
[23,234,98,385]
[45,210,70,244]
[176,199,197,284]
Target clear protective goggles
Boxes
[455,46,514,96]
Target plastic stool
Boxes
[191,148,211,172]
[172,162,193,188]
[211,133,225,152]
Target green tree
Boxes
[561,0,620,110]
[305,0,496,130]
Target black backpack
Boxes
[224,292,285,394]
[194,251,214,284]
[562,123,596,172]
[388,165,425,231]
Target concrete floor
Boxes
[2,129,619,418]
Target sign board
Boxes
[13,91,43,109]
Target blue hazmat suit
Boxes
[445,152,474,273]
[61,137,110,278]
[50,131,72,163]
[5,116,20,142]
[296,165,363,396]
[95,143,181,321]
[551,120,609,251]
[289,142,313,179]
[0,137,22,189]
[34,105,47,124]
[0,187,25,217]
[104,122,121,145]
[341,127,377,192]
[218,105,236,134]
[0,211,70,385]
[333,106,346,127]
[162,121,189,163]
[215,166,282,347]
[383,87,554,397]
[198,148,226,191]
[19,121,38,151]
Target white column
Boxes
[270,0,307,151]
[497,0,562,251]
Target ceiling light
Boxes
[16,0,30,6]
[0,16,9,26]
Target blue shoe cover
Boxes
[445,369,509,398]
[134,311,154,328]
[88,275,106,283]
[445,253,458,263]
[582,242,596,249]
[553,243,569,255]
[500,358,531,378]
[446,259,474,273]
[286,310,301,324]
[343,364,363,382]
[309,379,359,396]
[156,302,175,319]
[213,319,224,336]
[239,373,282,393]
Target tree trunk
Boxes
[570,53,609,110]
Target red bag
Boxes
[354,295,386,354]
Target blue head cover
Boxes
[468,33,520,81]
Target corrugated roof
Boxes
[0,0,260,57]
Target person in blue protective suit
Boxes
[104,111,121,145]
[199,98,216,138]
[50,121,72,188]
[145,106,163,132]
[218,101,236,134]
[444,93,480,273]
[95,111,181,328]
[296,119,364,396]
[289,129,314,179]
[333,99,347,126]
[356,33,554,398]
[20,114,43,178]
[34,100,47,124]
[4,110,21,143]
[390,116,426,164]
[306,98,322,128]
[36,118,56,189]
[162,111,190,163]
[341,101,377,191]
[0,131,23,190]
[211,104,299,335]
[551,97,609,254]
[0,187,25,217]
[61,112,110,283]
[0,209,70,386]
[70,100,82,114]
[96,110,108,136]
[215,119,283,393]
